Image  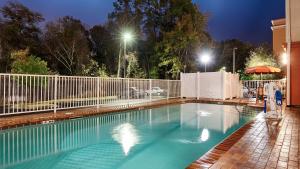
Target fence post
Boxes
[180,72,183,98]
[54,75,58,113]
[97,77,100,109]
[167,80,170,100]
[127,78,130,102]
[149,79,152,101]
[197,72,200,100]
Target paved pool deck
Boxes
[187,106,300,169]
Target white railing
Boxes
[242,79,286,98]
[0,73,181,116]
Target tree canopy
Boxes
[245,46,279,68]
[43,16,91,75]
[0,1,278,79]
[212,39,254,73]
[0,2,44,72]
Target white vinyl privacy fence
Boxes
[180,72,241,100]
[0,74,180,116]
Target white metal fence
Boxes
[242,79,286,98]
[0,73,181,116]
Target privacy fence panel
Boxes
[0,73,180,116]
[180,72,240,100]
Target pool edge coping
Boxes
[0,98,260,131]
[186,112,264,169]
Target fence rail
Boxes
[242,79,286,98]
[0,73,181,116]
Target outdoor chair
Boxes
[265,83,283,131]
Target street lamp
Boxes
[233,47,237,73]
[122,32,133,77]
[123,32,133,42]
[200,53,211,72]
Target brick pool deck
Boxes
[187,106,300,169]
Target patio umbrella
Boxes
[245,66,281,80]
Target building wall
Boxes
[290,0,300,105]
[291,0,300,42]
[272,19,286,59]
[290,42,300,105]
[273,27,286,57]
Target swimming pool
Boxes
[0,103,259,169]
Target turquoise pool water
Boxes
[0,103,259,169]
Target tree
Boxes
[213,39,254,72]
[81,59,108,77]
[154,1,210,79]
[90,25,118,75]
[109,0,210,79]
[245,46,279,68]
[108,0,142,34]
[0,2,44,72]
[126,52,146,78]
[244,46,280,80]
[10,49,50,75]
[108,0,143,78]
[43,16,91,75]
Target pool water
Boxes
[0,103,259,169]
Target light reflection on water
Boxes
[0,103,258,169]
[200,128,209,142]
[112,123,140,156]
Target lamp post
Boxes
[122,32,133,78]
[200,54,210,72]
[233,47,237,73]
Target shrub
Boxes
[11,49,50,75]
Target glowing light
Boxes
[122,32,133,42]
[200,128,209,142]
[112,123,139,156]
[281,52,287,65]
[200,54,211,64]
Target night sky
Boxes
[0,0,285,44]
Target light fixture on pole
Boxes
[233,47,237,73]
[200,53,211,72]
[281,52,287,65]
[122,32,133,78]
